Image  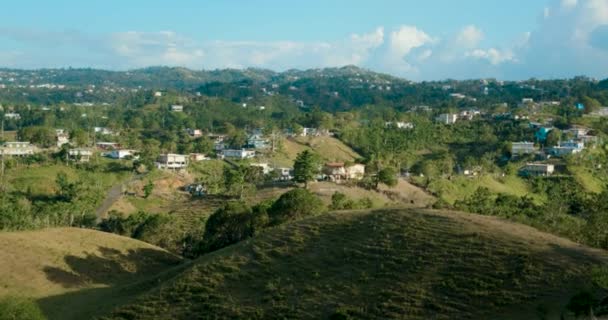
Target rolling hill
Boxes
[103,208,608,319]
[0,228,182,320]
[260,135,362,168]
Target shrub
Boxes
[269,189,325,225]
[0,296,46,320]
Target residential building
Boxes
[345,164,366,180]
[96,142,120,150]
[250,163,272,175]
[156,154,188,170]
[187,128,203,138]
[511,142,537,156]
[94,127,117,136]
[247,134,269,149]
[550,140,585,157]
[520,163,555,177]
[1,142,36,156]
[190,153,210,162]
[68,148,93,162]
[221,149,256,160]
[108,149,137,160]
[154,91,162,97]
[170,105,183,112]
[459,110,481,120]
[565,126,590,138]
[323,162,347,181]
[385,121,414,129]
[4,112,20,120]
[436,113,458,125]
[276,167,294,181]
[56,133,70,148]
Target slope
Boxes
[0,228,182,320]
[261,136,361,167]
[104,208,607,319]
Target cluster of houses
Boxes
[512,124,600,177]
[435,109,481,125]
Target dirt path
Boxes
[95,174,140,223]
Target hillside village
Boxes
[1,67,608,319]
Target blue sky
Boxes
[1,0,608,80]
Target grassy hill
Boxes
[0,228,181,320]
[261,136,361,167]
[104,208,607,319]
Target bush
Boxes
[0,296,46,320]
[269,189,325,225]
[202,201,255,253]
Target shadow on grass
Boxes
[36,246,182,320]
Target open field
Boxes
[104,208,607,319]
[259,136,361,167]
[0,228,181,320]
[418,174,543,205]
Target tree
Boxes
[223,166,254,199]
[268,188,325,225]
[202,201,254,252]
[376,167,398,189]
[55,172,79,202]
[70,128,89,147]
[545,129,561,147]
[293,150,321,188]
[143,180,154,199]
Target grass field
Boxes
[259,136,361,167]
[420,174,543,205]
[0,228,181,320]
[104,208,607,319]
[7,162,131,197]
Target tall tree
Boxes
[293,150,320,189]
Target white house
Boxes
[154,91,162,97]
[385,121,414,129]
[550,141,585,157]
[108,149,137,160]
[171,105,184,112]
[94,127,117,136]
[187,128,203,137]
[511,142,537,156]
[323,162,347,181]
[68,148,93,162]
[57,132,70,148]
[1,142,36,156]
[4,112,20,120]
[276,167,293,181]
[156,154,188,170]
[436,113,458,125]
[221,149,256,160]
[345,164,366,180]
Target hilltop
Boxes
[105,208,607,319]
[0,228,181,320]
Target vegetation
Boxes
[0,227,180,320]
[104,209,608,319]
[293,150,321,188]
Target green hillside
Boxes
[0,228,182,320]
[104,209,607,319]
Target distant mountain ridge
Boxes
[0,65,405,89]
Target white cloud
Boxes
[561,0,578,9]
[466,48,515,65]
[388,26,433,58]
[2,1,608,81]
[456,25,484,48]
